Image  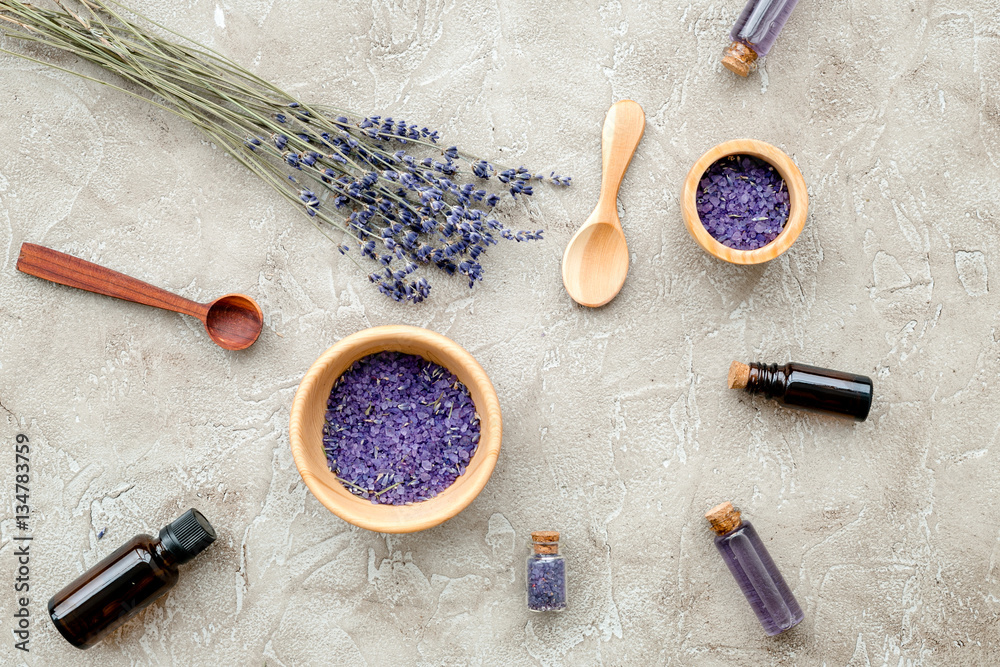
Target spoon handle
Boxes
[598,100,646,219]
[16,243,207,320]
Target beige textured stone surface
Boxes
[1,0,1000,664]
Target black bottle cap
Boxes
[159,509,216,565]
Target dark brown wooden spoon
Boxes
[16,243,263,351]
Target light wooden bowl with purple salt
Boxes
[289,325,502,533]
[681,139,808,265]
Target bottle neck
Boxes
[714,521,747,538]
[532,542,559,556]
[745,363,787,398]
[151,538,179,569]
[531,531,560,555]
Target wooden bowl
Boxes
[681,139,808,265]
[289,325,502,533]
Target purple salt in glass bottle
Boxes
[527,531,566,612]
[705,502,803,636]
[722,0,800,76]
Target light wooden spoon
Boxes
[561,99,645,307]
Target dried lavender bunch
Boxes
[0,0,570,303]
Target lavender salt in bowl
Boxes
[290,325,502,533]
[681,139,808,265]
[323,351,479,505]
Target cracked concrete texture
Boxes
[1,0,999,664]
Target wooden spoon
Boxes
[561,99,645,307]
[16,242,263,351]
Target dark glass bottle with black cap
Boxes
[48,508,216,649]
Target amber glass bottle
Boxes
[729,361,873,421]
[48,509,216,649]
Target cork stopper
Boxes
[728,361,750,389]
[531,531,560,555]
[721,41,759,77]
[705,502,743,535]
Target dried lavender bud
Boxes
[696,155,789,251]
[322,351,480,505]
[527,557,566,612]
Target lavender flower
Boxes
[0,0,572,303]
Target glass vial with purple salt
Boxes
[705,502,803,636]
[722,0,800,76]
[527,531,566,612]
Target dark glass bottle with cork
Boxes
[728,361,874,421]
[48,509,216,649]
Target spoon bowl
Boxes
[205,293,264,350]
[561,219,629,308]
[561,100,645,308]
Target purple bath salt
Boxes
[322,351,480,505]
[696,154,789,251]
[527,558,566,611]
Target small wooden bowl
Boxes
[681,139,808,265]
[289,325,502,534]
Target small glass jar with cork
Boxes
[526,531,566,612]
